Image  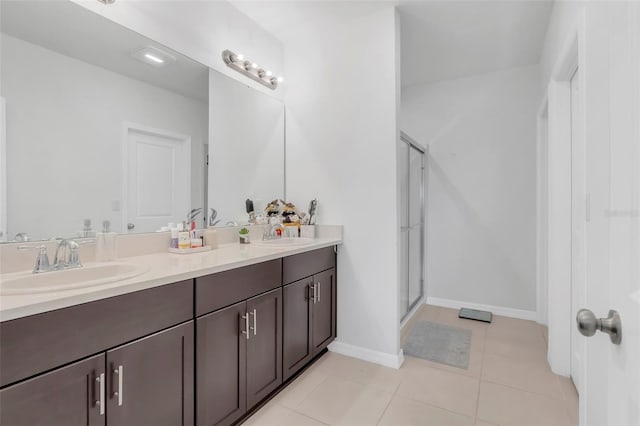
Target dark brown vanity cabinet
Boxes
[0,354,106,426]
[195,260,283,426]
[282,247,337,381]
[0,281,194,426]
[106,321,194,426]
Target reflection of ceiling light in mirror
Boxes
[131,46,176,68]
[144,53,164,64]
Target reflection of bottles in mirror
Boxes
[78,218,96,238]
[96,220,116,262]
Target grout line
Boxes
[474,318,488,423]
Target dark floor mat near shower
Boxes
[458,308,493,323]
[403,320,472,369]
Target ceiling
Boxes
[1,0,209,101]
[230,0,554,88]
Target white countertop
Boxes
[0,237,341,322]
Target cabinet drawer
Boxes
[283,246,336,285]
[0,280,193,388]
[196,259,282,317]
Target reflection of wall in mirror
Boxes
[1,34,208,240]
[1,97,6,242]
[208,69,285,225]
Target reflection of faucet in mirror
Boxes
[263,224,284,241]
[53,238,83,270]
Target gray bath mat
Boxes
[403,320,472,369]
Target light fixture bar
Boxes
[222,50,281,90]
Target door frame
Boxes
[0,97,6,242]
[121,122,191,233]
[544,10,585,380]
[536,97,549,326]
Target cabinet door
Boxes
[312,268,336,355]
[106,321,194,426]
[246,288,283,408]
[197,301,247,426]
[283,277,313,381]
[0,354,105,426]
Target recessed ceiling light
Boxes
[131,46,176,68]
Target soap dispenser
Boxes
[96,220,116,262]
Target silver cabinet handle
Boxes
[317,282,321,303]
[112,365,123,406]
[96,373,105,415]
[249,308,257,336]
[309,283,316,304]
[241,313,250,339]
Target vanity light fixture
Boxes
[131,46,176,68]
[222,49,282,90]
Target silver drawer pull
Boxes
[250,308,257,336]
[241,314,250,339]
[96,373,105,415]
[113,365,123,406]
[309,283,316,304]
[317,282,321,303]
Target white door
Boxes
[123,124,190,233]
[570,67,586,392]
[579,3,640,425]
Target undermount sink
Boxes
[0,262,149,295]
[252,238,316,248]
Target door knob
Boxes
[127,223,135,231]
[576,309,622,344]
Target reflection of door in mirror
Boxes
[0,97,6,242]
[123,124,191,234]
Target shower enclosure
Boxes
[399,132,426,322]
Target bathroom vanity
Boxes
[0,243,338,426]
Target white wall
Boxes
[401,65,540,314]
[73,0,284,101]
[284,7,403,366]
[1,34,207,239]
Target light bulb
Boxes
[251,62,258,69]
[266,70,273,77]
[236,53,244,61]
[277,76,284,83]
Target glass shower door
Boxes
[399,133,425,322]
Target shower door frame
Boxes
[400,131,426,323]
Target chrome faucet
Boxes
[263,223,284,240]
[18,244,51,273]
[53,239,82,270]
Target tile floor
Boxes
[243,305,578,426]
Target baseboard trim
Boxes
[328,341,405,369]
[426,297,538,321]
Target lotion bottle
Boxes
[178,222,191,249]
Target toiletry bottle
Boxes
[170,226,179,248]
[96,220,116,261]
[178,223,191,249]
[203,227,218,249]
